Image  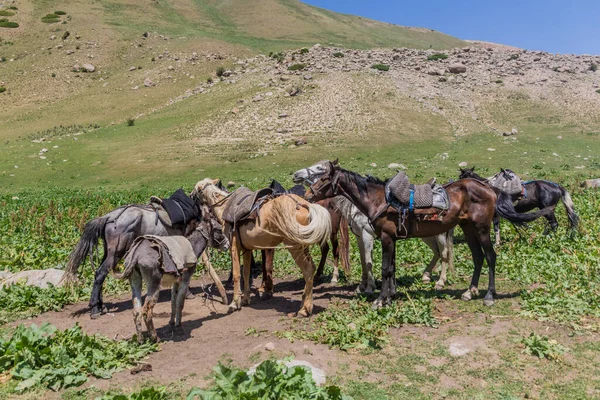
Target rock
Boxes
[82,63,95,73]
[449,342,471,357]
[0,269,66,289]
[66,50,74,55]
[388,163,406,170]
[458,162,468,167]
[295,137,307,146]
[370,163,377,167]
[264,342,275,351]
[50,35,56,40]
[289,87,300,96]
[167,65,174,71]
[426,68,442,76]
[278,113,288,118]
[511,128,519,135]
[487,148,496,152]
[581,178,600,188]
[303,75,312,80]
[129,66,137,71]
[448,64,467,74]
[144,77,154,87]
[227,181,236,188]
[222,70,233,77]
[252,95,263,102]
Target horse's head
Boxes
[500,168,517,181]
[192,178,227,206]
[459,166,476,180]
[296,159,340,202]
[292,159,335,185]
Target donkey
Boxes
[294,164,454,291]
[114,215,229,343]
[459,167,578,244]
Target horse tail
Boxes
[559,187,579,231]
[61,216,108,285]
[494,190,554,226]
[271,197,332,246]
[338,215,351,276]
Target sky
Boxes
[302,0,600,55]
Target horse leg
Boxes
[543,211,559,235]
[142,274,161,343]
[169,282,179,327]
[436,232,452,290]
[227,236,242,313]
[421,236,439,285]
[289,246,316,317]
[390,244,397,297]
[130,270,144,344]
[258,249,274,301]
[493,214,501,246]
[460,223,484,302]
[242,250,252,306]
[373,233,395,309]
[315,242,329,282]
[476,227,497,306]
[89,250,117,319]
[361,233,376,294]
[330,234,340,284]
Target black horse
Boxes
[459,167,579,243]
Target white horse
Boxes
[293,163,455,291]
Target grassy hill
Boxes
[0,0,597,192]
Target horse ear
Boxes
[332,158,339,166]
[471,166,475,171]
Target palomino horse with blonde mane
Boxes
[193,179,331,317]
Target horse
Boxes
[269,180,351,285]
[113,215,229,343]
[298,159,554,308]
[293,167,455,291]
[459,167,579,244]
[193,178,331,317]
[62,196,228,319]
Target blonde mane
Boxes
[194,178,229,206]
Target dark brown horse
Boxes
[459,167,578,243]
[300,160,554,307]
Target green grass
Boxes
[427,53,448,61]
[0,20,18,28]
[288,63,306,71]
[371,63,389,71]
[0,10,15,16]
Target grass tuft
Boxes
[371,63,390,71]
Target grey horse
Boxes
[63,199,228,318]
[114,215,229,343]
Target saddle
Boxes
[150,188,200,228]
[488,169,523,196]
[385,172,450,238]
[222,187,274,225]
[269,179,305,197]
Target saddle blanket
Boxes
[386,171,449,211]
[488,170,523,196]
[125,235,197,276]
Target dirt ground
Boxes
[17,273,600,399]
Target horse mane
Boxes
[338,167,386,196]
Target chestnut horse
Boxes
[300,160,554,307]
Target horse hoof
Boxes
[227,302,241,313]
[242,297,251,306]
[258,292,273,301]
[434,283,444,291]
[422,275,432,283]
[372,299,384,309]
[295,309,310,318]
[461,291,472,301]
[483,298,495,307]
[185,292,196,300]
[330,278,338,285]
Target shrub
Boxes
[509,54,520,60]
[0,10,15,16]
[41,13,60,23]
[54,10,67,15]
[371,63,390,71]
[62,30,70,40]
[495,79,503,84]
[0,87,6,93]
[288,63,306,71]
[187,359,349,399]
[126,118,135,126]
[590,63,598,72]
[269,51,284,63]
[299,47,309,54]
[427,53,448,61]
[522,333,567,360]
[215,66,225,77]
[51,72,56,77]
[333,52,344,58]
[596,89,600,94]
[207,77,213,84]
[8,6,18,10]
[0,20,19,28]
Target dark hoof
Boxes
[89,304,107,319]
[258,292,273,301]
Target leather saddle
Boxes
[222,187,274,225]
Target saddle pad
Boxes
[488,170,523,196]
[159,189,200,226]
[222,187,273,225]
[388,171,411,203]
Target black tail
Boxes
[61,216,108,285]
[559,187,579,231]
[495,191,554,226]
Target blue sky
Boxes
[302,0,600,55]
